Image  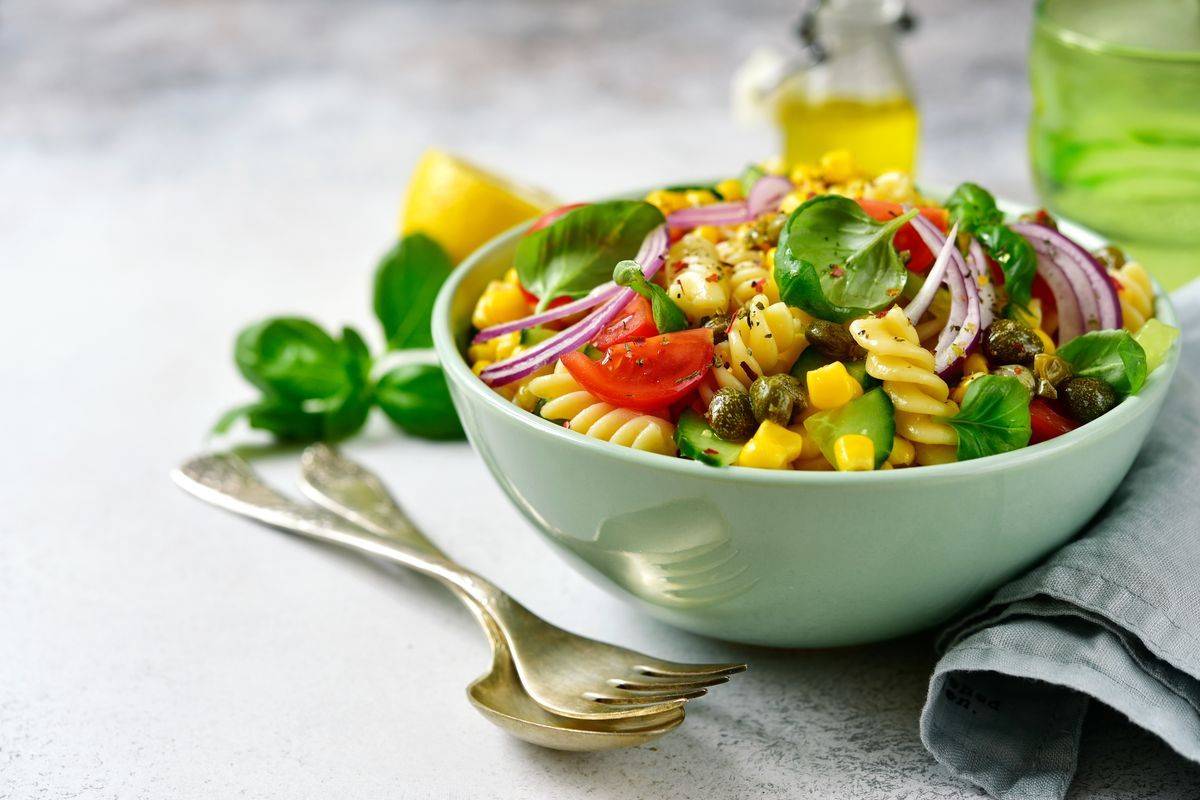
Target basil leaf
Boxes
[613,260,687,333]
[516,201,665,311]
[373,233,454,351]
[226,319,374,441]
[1057,329,1148,395]
[375,363,465,440]
[945,182,1003,229]
[948,374,1032,461]
[774,195,916,322]
[945,182,1036,309]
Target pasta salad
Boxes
[466,152,1178,471]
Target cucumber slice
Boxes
[520,326,557,346]
[675,410,743,467]
[803,388,894,469]
[791,350,879,390]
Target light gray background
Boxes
[3,1,1198,797]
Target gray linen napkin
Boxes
[920,280,1200,800]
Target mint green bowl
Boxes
[432,207,1179,648]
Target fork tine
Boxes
[610,675,730,692]
[585,688,708,706]
[634,662,748,679]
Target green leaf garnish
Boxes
[947,374,1032,461]
[1057,329,1148,395]
[613,259,687,333]
[220,319,374,441]
[774,195,917,322]
[945,182,1036,310]
[374,363,465,440]
[373,233,454,351]
[515,200,665,312]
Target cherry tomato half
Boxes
[1029,398,1077,444]
[561,329,714,413]
[592,295,657,350]
[856,198,950,273]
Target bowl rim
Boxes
[432,190,1181,486]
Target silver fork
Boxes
[173,451,745,720]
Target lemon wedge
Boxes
[401,149,557,263]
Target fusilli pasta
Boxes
[712,294,810,390]
[717,238,779,309]
[850,306,958,465]
[665,233,731,323]
[1109,261,1154,333]
[528,361,677,455]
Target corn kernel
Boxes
[491,330,521,360]
[736,421,807,470]
[833,434,875,471]
[766,247,777,269]
[472,280,529,329]
[820,149,856,183]
[693,225,721,244]
[471,360,492,376]
[467,339,497,364]
[715,178,744,201]
[779,191,807,215]
[806,361,863,410]
[503,268,521,287]
[951,373,981,405]
[1034,328,1056,354]
[963,352,989,376]
[887,436,915,467]
[684,189,718,207]
[644,189,688,216]
[789,163,819,185]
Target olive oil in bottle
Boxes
[776,95,918,175]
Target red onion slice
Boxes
[1010,222,1122,332]
[1031,247,1086,342]
[966,238,997,330]
[478,225,669,387]
[746,174,793,217]
[472,283,618,343]
[910,216,981,376]
[667,201,751,230]
[903,222,959,324]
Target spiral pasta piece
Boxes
[527,362,677,455]
[716,239,779,309]
[712,294,810,390]
[665,233,731,323]
[850,306,958,463]
[1109,261,1154,333]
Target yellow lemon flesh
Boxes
[401,149,556,264]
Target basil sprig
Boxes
[515,200,664,311]
[1057,329,1148,396]
[774,195,917,322]
[613,260,687,333]
[216,232,464,442]
[947,374,1032,461]
[945,182,1037,311]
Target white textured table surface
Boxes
[4,1,1199,797]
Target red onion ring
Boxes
[478,225,669,387]
[472,283,618,343]
[910,216,981,376]
[747,174,793,217]
[904,222,959,324]
[1010,222,1121,333]
[966,238,997,330]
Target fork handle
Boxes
[174,454,508,616]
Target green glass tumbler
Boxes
[1030,0,1200,289]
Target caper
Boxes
[1035,378,1057,400]
[1018,208,1058,230]
[749,373,807,426]
[1059,376,1118,424]
[805,319,866,361]
[1093,244,1127,271]
[983,319,1044,366]
[707,388,756,441]
[992,364,1036,393]
[701,313,731,344]
[1033,353,1072,387]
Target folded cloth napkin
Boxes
[920,279,1200,800]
